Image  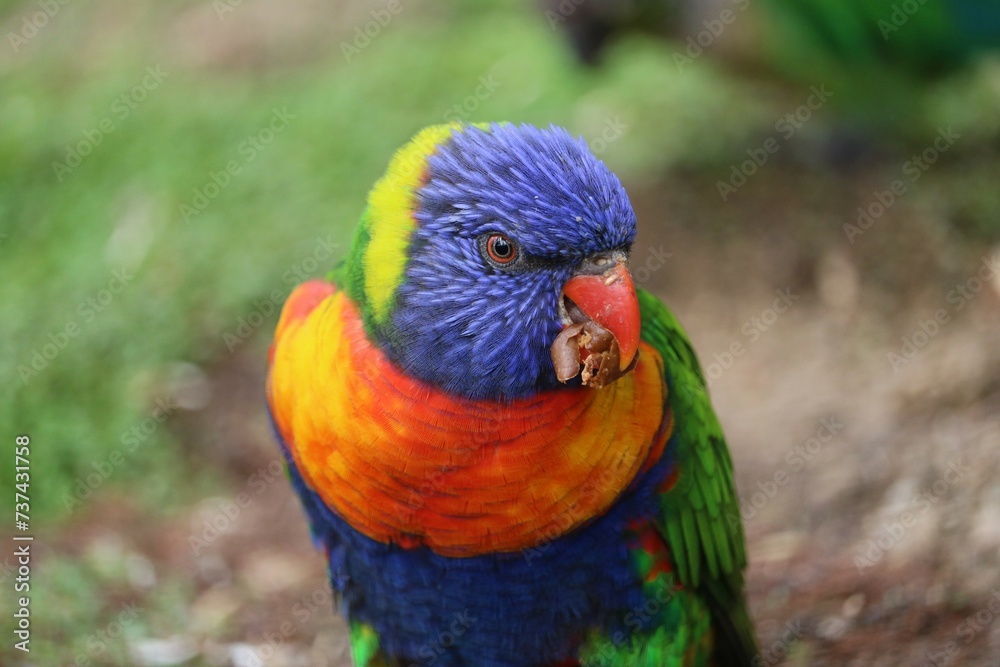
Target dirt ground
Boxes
[40,162,1000,666]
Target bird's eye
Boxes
[485,234,518,265]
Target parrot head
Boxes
[345,122,641,400]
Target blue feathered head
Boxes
[346,122,640,400]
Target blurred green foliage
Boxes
[30,537,199,666]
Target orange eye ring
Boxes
[486,234,517,264]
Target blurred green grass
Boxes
[31,537,199,665]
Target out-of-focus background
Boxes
[2,0,1000,664]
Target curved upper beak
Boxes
[561,258,641,372]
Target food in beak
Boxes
[551,261,641,388]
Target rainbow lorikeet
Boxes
[267,123,758,666]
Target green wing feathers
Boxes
[349,622,383,667]
[637,288,759,663]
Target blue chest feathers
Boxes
[280,441,668,667]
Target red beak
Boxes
[562,262,641,371]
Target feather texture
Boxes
[266,123,758,665]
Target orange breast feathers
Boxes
[267,281,671,557]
